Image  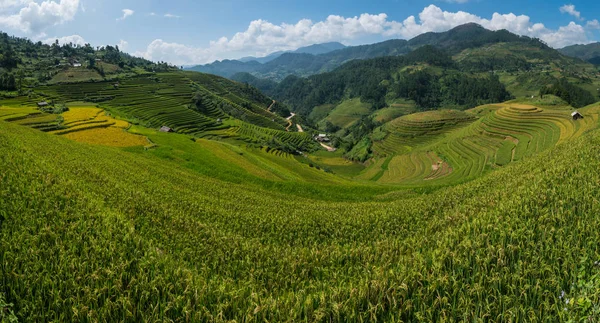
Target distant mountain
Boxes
[189,23,560,81]
[196,42,347,75]
[188,39,408,80]
[239,42,346,64]
[239,51,285,64]
[559,43,600,65]
[254,24,598,118]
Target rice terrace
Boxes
[2,1,600,322]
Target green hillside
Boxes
[4,25,600,322]
[3,98,600,320]
[560,42,600,65]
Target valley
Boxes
[2,20,600,322]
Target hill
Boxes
[560,42,600,65]
[3,98,600,320]
[0,32,317,154]
[0,31,177,91]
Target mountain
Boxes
[189,23,585,82]
[244,26,597,114]
[239,42,346,64]
[560,42,600,65]
[195,42,347,75]
[188,39,407,79]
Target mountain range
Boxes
[559,43,600,65]
[188,23,599,82]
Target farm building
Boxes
[37,102,49,108]
[314,134,330,142]
[571,111,584,120]
[159,126,173,133]
[73,62,82,67]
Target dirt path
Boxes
[285,112,296,132]
[320,142,337,152]
[296,124,304,132]
[267,100,276,112]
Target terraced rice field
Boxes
[204,120,318,152]
[0,106,61,132]
[45,72,286,136]
[372,110,476,156]
[51,107,148,147]
[365,104,599,185]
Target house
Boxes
[113,83,120,89]
[314,134,330,142]
[159,126,173,133]
[73,61,82,67]
[37,101,49,108]
[571,111,584,120]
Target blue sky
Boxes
[0,0,598,65]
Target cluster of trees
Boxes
[0,72,16,91]
[539,78,596,108]
[396,71,512,109]
[267,45,511,118]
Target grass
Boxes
[371,103,416,123]
[3,117,600,321]
[323,98,372,128]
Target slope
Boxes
[2,107,600,321]
[560,42,600,65]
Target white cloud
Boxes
[0,0,79,34]
[164,13,180,19]
[118,39,128,50]
[43,34,85,46]
[134,5,593,65]
[559,4,581,20]
[587,20,600,30]
[117,8,133,21]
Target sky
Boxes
[0,0,599,65]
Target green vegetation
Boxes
[3,105,600,320]
[4,26,600,322]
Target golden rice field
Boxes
[54,107,148,147]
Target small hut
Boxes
[315,134,330,142]
[159,126,173,133]
[37,101,49,108]
[571,111,584,120]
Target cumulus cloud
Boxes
[135,5,593,65]
[43,34,85,46]
[559,4,581,20]
[587,20,600,30]
[0,0,79,34]
[117,8,133,21]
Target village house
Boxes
[314,134,330,142]
[571,111,584,120]
[37,101,49,108]
[159,126,173,133]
